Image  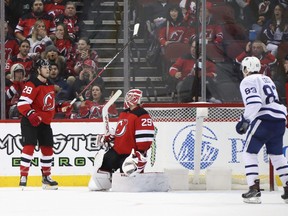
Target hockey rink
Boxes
[0,187,286,216]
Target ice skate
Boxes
[242,179,261,204]
[42,175,58,190]
[19,176,27,190]
[281,182,288,204]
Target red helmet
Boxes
[124,89,142,109]
[83,59,96,70]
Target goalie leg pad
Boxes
[93,149,107,170]
[88,149,109,191]
[111,172,169,192]
[88,171,112,191]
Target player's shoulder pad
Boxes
[131,106,149,117]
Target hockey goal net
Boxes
[143,103,275,190]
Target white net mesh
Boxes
[144,104,273,190]
[145,105,244,122]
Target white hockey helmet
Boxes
[124,89,142,109]
[10,63,25,80]
[241,56,261,77]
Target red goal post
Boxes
[143,103,275,190]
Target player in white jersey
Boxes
[236,56,288,204]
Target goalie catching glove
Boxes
[122,149,147,176]
[236,115,250,135]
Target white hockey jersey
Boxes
[239,73,287,122]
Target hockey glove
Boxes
[122,149,147,176]
[27,110,42,127]
[96,134,115,150]
[236,115,250,135]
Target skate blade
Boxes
[20,186,26,191]
[42,184,58,190]
[243,197,261,204]
[284,199,288,204]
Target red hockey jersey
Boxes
[113,106,155,155]
[169,54,216,80]
[15,12,56,38]
[17,77,56,125]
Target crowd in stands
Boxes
[3,0,117,120]
[140,0,288,104]
[3,0,288,119]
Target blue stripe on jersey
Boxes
[246,101,262,105]
[259,107,286,115]
[246,95,261,101]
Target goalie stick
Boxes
[102,90,122,135]
[70,23,140,106]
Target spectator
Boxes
[5,39,35,80]
[5,63,26,119]
[44,0,67,18]
[157,4,186,48]
[235,40,277,77]
[169,40,220,103]
[272,55,288,105]
[179,0,196,26]
[49,62,72,102]
[5,0,33,30]
[77,84,118,119]
[42,44,66,78]
[54,1,80,42]
[230,1,259,29]
[14,0,56,42]
[71,37,99,75]
[4,21,19,61]
[144,0,172,44]
[251,15,267,40]
[261,4,288,56]
[53,23,74,59]
[184,2,223,45]
[71,59,104,101]
[27,19,53,56]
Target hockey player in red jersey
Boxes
[17,59,68,190]
[88,89,155,191]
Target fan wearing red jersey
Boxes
[88,89,155,191]
[17,59,59,190]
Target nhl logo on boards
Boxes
[172,124,219,170]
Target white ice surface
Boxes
[0,187,287,216]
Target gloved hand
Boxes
[27,111,42,127]
[236,115,250,135]
[122,149,147,176]
[96,133,115,149]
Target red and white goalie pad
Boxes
[122,149,147,176]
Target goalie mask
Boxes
[241,56,261,77]
[124,89,142,109]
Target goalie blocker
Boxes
[88,89,157,191]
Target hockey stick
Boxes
[102,90,122,135]
[70,23,140,106]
